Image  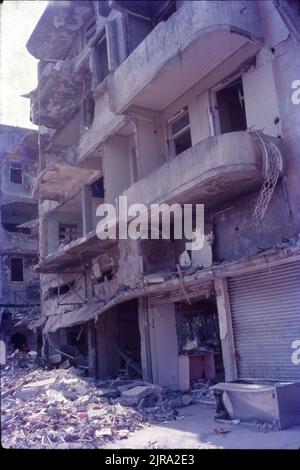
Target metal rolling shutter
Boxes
[228,261,300,381]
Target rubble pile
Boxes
[1,362,215,449]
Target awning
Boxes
[44,303,104,333]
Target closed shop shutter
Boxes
[228,261,300,381]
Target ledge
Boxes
[32,161,101,202]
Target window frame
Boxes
[167,107,192,158]
[9,161,23,185]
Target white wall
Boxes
[135,116,164,178]
[102,135,132,204]
[243,62,282,137]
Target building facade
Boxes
[0,124,40,352]
[26,1,300,387]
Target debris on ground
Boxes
[1,359,216,449]
[213,426,231,434]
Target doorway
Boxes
[176,296,224,385]
[214,76,247,134]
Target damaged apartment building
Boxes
[0,124,40,352]
[25,0,300,420]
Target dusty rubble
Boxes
[1,355,215,449]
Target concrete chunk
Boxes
[120,385,162,406]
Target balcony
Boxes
[29,59,90,129]
[32,159,101,202]
[111,0,264,113]
[26,1,94,60]
[35,230,117,273]
[123,131,280,208]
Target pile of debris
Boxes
[1,361,215,449]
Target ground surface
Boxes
[104,404,300,450]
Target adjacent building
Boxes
[0,124,40,353]
[26,1,300,388]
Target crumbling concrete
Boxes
[0,125,40,354]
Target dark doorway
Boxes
[216,78,247,134]
[116,299,141,377]
[10,333,27,351]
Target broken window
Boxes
[93,33,109,85]
[168,107,192,157]
[82,94,95,130]
[10,161,23,184]
[91,177,104,198]
[58,224,79,246]
[215,77,247,134]
[11,258,24,282]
